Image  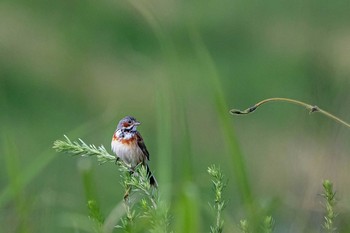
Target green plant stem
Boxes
[262,216,274,233]
[230,97,350,128]
[136,186,157,209]
[208,165,226,233]
[239,219,250,233]
[322,180,337,233]
[53,135,115,163]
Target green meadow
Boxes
[1,1,350,232]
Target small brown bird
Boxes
[111,116,157,186]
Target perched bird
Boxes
[111,116,157,187]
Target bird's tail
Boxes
[146,165,158,187]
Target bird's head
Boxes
[117,116,141,131]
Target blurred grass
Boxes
[3,134,30,233]
[0,144,56,210]
[189,26,254,211]
[155,81,172,200]
[1,0,350,232]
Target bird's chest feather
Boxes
[111,131,143,166]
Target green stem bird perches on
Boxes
[230,97,350,129]
[53,135,116,164]
[53,135,170,232]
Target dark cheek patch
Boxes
[123,122,130,127]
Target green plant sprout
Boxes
[262,216,275,233]
[53,135,115,164]
[208,165,226,233]
[87,200,104,233]
[239,219,250,233]
[230,97,350,129]
[322,180,337,233]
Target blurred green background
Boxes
[1,0,350,232]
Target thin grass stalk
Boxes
[3,135,30,232]
[188,26,254,218]
[230,97,350,129]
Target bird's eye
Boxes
[128,120,132,124]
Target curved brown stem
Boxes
[230,97,350,129]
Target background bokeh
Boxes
[1,0,350,232]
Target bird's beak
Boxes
[134,121,141,126]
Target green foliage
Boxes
[322,180,337,233]
[191,28,254,214]
[53,135,170,233]
[3,135,30,233]
[87,200,105,233]
[239,219,250,233]
[53,135,115,164]
[208,165,226,233]
[53,136,344,233]
[117,163,171,233]
[239,216,275,233]
[262,216,275,233]
[0,141,56,209]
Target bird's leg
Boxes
[115,157,120,165]
[123,170,134,200]
[123,185,131,200]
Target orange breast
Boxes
[120,137,137,145]
[112,133,137,145]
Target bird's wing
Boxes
[136,131,150,161]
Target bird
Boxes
[111,116,157,187]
